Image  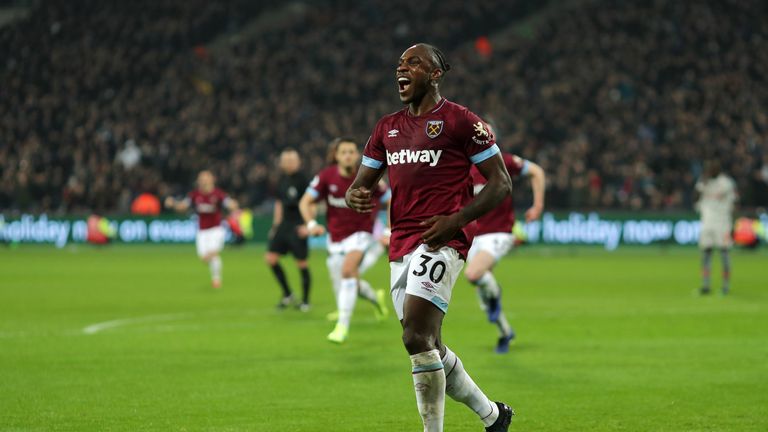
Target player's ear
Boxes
[431,69,442,86]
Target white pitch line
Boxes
[82,312,194,335]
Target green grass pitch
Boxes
[1,244,766,431]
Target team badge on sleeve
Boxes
[472,121,492,145]
[425,120,444,139]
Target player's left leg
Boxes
[345,233,388,321]
[359,240,385,275]
[700,247,713,295]
[197,228,223,289]
[328,249,364,343]
[465,250,501,320]
[325,251,344,321]
[720,247,731,295]
[293,233,311,311]
[296,259,311,312]
[465,237,515,353]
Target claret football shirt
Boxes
[470,153,529,235]
[307,165,390,243]
[362,98,500,260]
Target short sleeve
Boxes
[362,120,386,169]
[460,110,499,164]
[182,191,194,207]
[505,154,529,177]
[306,172,327,201]
[217,189,229,209]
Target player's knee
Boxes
[264,253,278,266]
[401,325,437,355]
[341,263,358,279]
[464,267,482,284]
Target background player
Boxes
[466,151,545,353]
[266,149,312,311]
[165,170,238,289]
[695,160,738,295]
[346,43,514,431]
[299,137,390,343]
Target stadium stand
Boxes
[1,0,766,214]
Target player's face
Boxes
[197,172,215,192]
[280,152,301,174]
[335,142,359,169]
[396,45,437,104]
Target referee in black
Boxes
[265,148,312,311]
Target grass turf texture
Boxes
[1,244,766,431]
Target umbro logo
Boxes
[387,129,399,138]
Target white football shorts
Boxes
[327,231,374,255]
[196,226,226,258]
[390,244,465,320]
[699,224,732,249]
[467,232,514,262]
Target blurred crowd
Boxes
[1,0,767,215]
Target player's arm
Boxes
[164,196,190,213]
[421,154,512,250]
[524,161,546,222]
[272,200,283,226]
[346,165,385,213]
[224,197,239,212]
[268,200,283,239]
[298,192,326,236]
[381,184,392,246]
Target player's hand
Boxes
[309,225,326,236]
[296,225,308,238]
[164,196,175,209]
[380,227,391,247]
[525,205,543,222]
[346,187,374,213]
[420,214,462,251]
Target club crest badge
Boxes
[471,121,492,145]
[425,120,444,139]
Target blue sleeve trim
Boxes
[305,187,319,199]
[470,144,500,164]
[521,160,531,176]
[362,156,384,169]
[412,362,445,373]
[379,189,392,204]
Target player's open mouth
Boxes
[398,77,411,94]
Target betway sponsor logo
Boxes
[327,196,348,208]
[386,149,443,167]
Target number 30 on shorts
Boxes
[412,254,447,283]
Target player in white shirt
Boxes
[695,160,738,295]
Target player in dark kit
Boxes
[165,170,238,289]
[266,149,312,311]
[346,44,515,431]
